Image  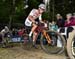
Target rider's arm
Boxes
[28,15,35,23]
[39,14,44,23]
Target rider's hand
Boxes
[32,20,35,23]
[40,20,44,23]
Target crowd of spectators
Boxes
[56,13,75,27]
[48,13,75,39]
[54,13,75,38]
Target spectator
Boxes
[12,28,18,37]
[18,27,25,37]
[64,13,74,38]
[0,26,9,45]
[56,14,65,28]
[1,26,9,37]
[65,13,75,27]
[51,21,58,31]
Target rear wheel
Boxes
[40,30,66,54]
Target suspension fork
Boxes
[42,30,51,44]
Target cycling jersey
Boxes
[25,9,42,26]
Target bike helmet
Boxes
[38,4,46,10]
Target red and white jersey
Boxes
[25,9,42,26]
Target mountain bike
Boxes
[67,31,75,59]
[20,23,66,54]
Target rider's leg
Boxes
[32,32,38,48]
[29,23,37,37]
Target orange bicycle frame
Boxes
[42,30,51,44]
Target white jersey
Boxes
[25,9,42,26]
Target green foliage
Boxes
[0,0,75,24]
[0,0,13,22]
[42,12,50,21]
[28,0,39,9]
[48,0,75,21]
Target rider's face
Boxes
[39,8,45,14]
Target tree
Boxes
[0,0,75,24]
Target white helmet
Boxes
[38,4,46,10]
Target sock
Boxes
[33,41,36,45]
[29,31,32,37]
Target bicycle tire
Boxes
[67,32,75,59]
[40,30,66,54]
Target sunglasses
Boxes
[40,8,45,11]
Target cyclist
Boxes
[25,3,46,48]
[0,26,9,47]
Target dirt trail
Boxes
[0,46,68,59]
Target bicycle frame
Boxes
[42,30,51,44]
[24,23,52,45]
[35,23,51,44]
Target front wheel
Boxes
[40,30,66,54]
[67,32,75,59]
